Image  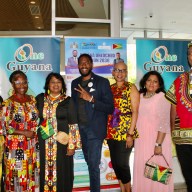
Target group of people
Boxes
[107,45,192,192]
[0,46,191,192]
[107,63,173,192]
[0,70,81,192]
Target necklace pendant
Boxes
[146,92,155,98]
[50,93,61,99]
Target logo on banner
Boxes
[6,44,52,73]
[81,42,97,49]
[112,44,123,49]
[70,42,78,49]
[98,42,111,50]
[144,46,184,74]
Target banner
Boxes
[136,39,191,90]
[65,37,127,74]
[64,37,127,188]
[0,37,60,99]
[64,37,127,96]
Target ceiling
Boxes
[0,0,109,36]
[0,0,192,40]
[122,0,192,40]
[0,0,79,31]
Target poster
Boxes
[136,39,190,90]
[64,37,127,96]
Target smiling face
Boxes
[112,62,127,83]
[12,74,28,96]
[48,76,62,95]
[145,74,160,93]
[78,56,93,79]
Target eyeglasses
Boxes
[14,81,28,86]
[113,68,127,73]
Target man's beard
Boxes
[79,68,92,77]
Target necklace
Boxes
[13,94,29,103]
[145,92,156,98]
[49,93,61,99]
[115,82,126,89]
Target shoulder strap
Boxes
[147,154,170,167]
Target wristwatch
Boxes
[155,143,162,147]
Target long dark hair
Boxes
[139,71,165,95]
[44,72,66,94]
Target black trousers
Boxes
[176,144,192,192]
[107,139,132,184]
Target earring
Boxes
[48,89,50,94]
[61,89,64,94]
[12,89,15,95]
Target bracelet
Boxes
[155,142,162,147]
[127,133,134,137]
[89,96,93,102]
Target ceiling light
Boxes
[34,16,39,19]
[170,21,176,24]
[30,1,36,4]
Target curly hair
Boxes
[78,53,93,64]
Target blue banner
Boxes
[65,37,127,75]
[136,39,190,90]
[0,37,60,99]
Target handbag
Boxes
[39,119,55,140]
[144,154,172,185]
[55,131,69,145]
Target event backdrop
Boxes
[64,37,127,188]
[136,39,191,90]
[64,37,127,96]
[136,39,192,158]
[0,37,60,99]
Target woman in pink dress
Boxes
[133,71,173,192]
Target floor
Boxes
[73,154,188,192]
[74,183,187,192]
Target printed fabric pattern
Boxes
[166,72,192,128]
[42,95,80,192]
[107,82,138,141]
[1,96,39,192]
